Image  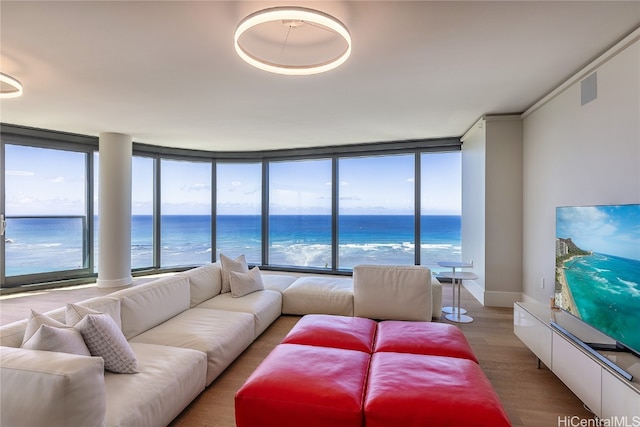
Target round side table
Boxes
[437,261,473,315]
[437,271,478,323]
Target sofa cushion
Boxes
[353,265,432,321]
[22,324,91,356]
[181,263,223,307]
[197,290,282,338]
[230,266,264,298]
[74,313,139,374]
[0,346,106,427]
[111,275,190,340]
[281,314,377,353]
[220,253,249,294]
[104,342,207,427]
[0,318,30,348]
[365,353,511,427]
[282,276,354,316]
[236,343,370,427]
[129,307,254,385]
[261,274,298,292]
[374,321,478,363]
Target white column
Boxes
[97,132,133,287]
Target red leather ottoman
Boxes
[365,352,511,427]
[281,314,377,353]
[235,343,370,427]
[374,320,478,362]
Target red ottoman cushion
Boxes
[235,343,370,427]
[374,320,478,362]
[365,352,511,427]
[281,314,377,353]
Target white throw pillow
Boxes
[22,324,91,356]
[220,253,249,294]
[74,312,139,374]
[66,302,100,326]
[22,309,67,345]
[229,266,264,298]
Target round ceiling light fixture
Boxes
[0,72,23,98]
[234,6,351,76]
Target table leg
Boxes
[445,278,474,323]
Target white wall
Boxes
[462,116,523,307]
[485,118,523,303]
[522,37,640,303]
[461,121,487,302]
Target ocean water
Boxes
[4,215,461,276]
[563,253,640,354]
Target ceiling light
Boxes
[234,7,351,76]
[0,72,23,98]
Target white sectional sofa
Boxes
[0,263,442,427]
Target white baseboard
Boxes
[462,280,523,308]
[97,276,133,288]
[462,280,485,305]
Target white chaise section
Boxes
[282,276,354,316]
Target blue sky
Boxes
[4,144,461,216]
[557,204,640,261]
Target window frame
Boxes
[1,128,98,287]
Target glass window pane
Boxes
[338,154,415,269]
[132,156,154,269]
[269,159,332,268]
[5,144,87,276]
[216,163,261,264]
[160,159,212,267]
[421,152,462,272]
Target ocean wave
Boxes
[618,277,640,296]
[37,243,62,248]
[420,243,458,250]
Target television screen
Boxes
[555,204,640,356]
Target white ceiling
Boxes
[1,1,639,152]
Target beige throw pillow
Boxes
[229,266,264,298]
[220,253,249,294]
[22,324,91,356]
[66,302,100,326]
[22,310,67,345]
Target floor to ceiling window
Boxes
[131,155,155,270]
[4,144,90,278]
[160,158,212,267]
[337,154,415,270]
[268,159,332,268]
[2,125,462,288]
[216,162,262,264]
[420,152,462,271]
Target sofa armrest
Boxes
[1,346,106,427]
[431,276,443,318]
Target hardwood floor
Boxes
[0,279,592,426]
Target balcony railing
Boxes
[4,215,89,278]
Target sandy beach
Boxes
[555,257,580,316]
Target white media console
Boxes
[514,302,640,418]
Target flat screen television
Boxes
[554,203,640,372]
